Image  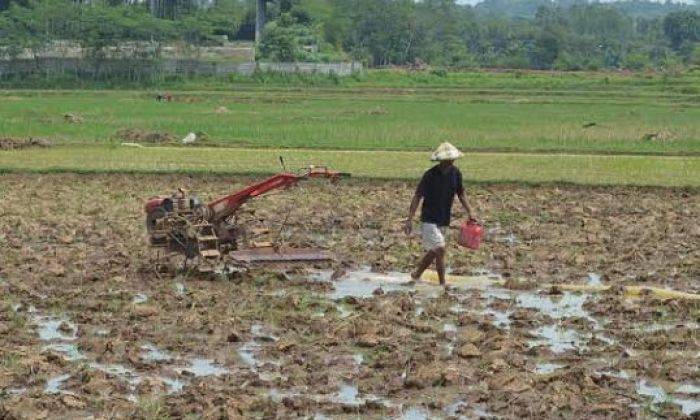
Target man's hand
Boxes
[458,192,477,224]
[404,219,413,235]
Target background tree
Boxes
[663,11,699,50]
[1,0,699,70]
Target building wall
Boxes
[0,58,363,79]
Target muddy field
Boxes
[0,173,698,419]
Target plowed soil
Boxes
[1,173,698,419]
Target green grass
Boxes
[0,84,698,155]
[1,145,697,187]
[9,67,700,92]
[1,70,698,185]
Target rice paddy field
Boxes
[1,71,700,156]
[0,70,698,419]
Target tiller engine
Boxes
[145,166,349,272]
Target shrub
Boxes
[430,67,448,77]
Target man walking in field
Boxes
[405,142,476,286]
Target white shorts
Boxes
[421,223,447,251]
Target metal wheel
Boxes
[146,207,166,233]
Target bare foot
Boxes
[410,270,421,281]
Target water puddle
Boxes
[598,370,699,416]
[162,377,185,394]
[499,233,518,245]
[238,341,260,368]
[27,310,204,399]
[90,362,141,385]
[529,325,586,353]
[45,374,71,395]
[173,282,186,296]
[587,273,602,286]
[449,304,467,314]
[442,323,457,334]
[600,369,632,380]
[141,343,172,363]
[637,379,700,416]
[478,269,502,280]
[332,383,362,406]
[353,353,364,365]
[482,289,513,301]
[180,358,228,377]
[486,225,518,246]
[94,328,110,336]
[7,388,26,396]
[132,293,148,304]
[269,383,384,408]
[638,322,699,333]
[534,362,566,374]
[517,292,593,322]
[336,304,352,318]
[90,361,184,395]
[444,400,468,417]
[479,289,513,329]
[34,316,77,341]
[442,323,457,357]
[237,323,286,379]
[43,343,86,361]
[313,269,415,300]
[482,308,512,329]
[237,323,281,371]
[251,324,279,342]
[398,406,430,420]
[676,384,700,395]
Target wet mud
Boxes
[0,173,698,418]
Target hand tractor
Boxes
[144,166,349,272]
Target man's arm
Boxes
[458,191,476,221]
[455,170,475,221]
[405,193,421,235]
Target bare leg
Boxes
[434,247,446,285]
[411,250,436,280]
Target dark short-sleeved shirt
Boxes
[416,165,464,227]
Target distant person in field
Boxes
[405,142,476,286]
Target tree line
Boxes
[1,0,698,71]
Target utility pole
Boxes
[255,0,266,44]
[149,0,161,18]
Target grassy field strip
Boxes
[2,87,696,97]
[2,91,698,155]
[0,145,697,187]
[3,89,696,106]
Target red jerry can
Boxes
[458,220,483,250]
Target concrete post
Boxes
[255,0,266,44]
[149,0,160,18]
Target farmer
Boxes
[405,142,476,286]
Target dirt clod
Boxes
[0,137,53,150]
[457,343,482,358]
[642,130,675,142]
[116,129,173,143]
[64,113,84,124]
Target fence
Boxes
[0,58,363,80]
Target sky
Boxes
[455,0,695,5]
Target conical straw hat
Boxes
[430,142,464,161]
